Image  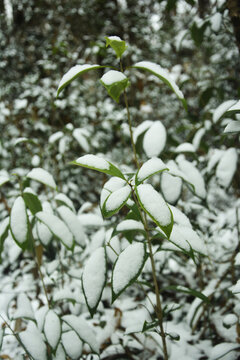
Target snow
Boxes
[105,185,131,212]
[112,243,145,295]
[0,175,9,186]
[116,219,144,232]
[227,100,240,113]
[169,224,207,254]
[62,330,83,359]
[78,213,104,227]
[230,280,240,294]
[100,177,126,208]
[177,158,206,198]
[211,12,222,32]
[0,217,9,237]
[82,247,106,309]
[210,342,240,359]
[10,196,28,244]
[212,100,237,123]
[35,305,49,332]
[143,121,167,157]
[73,128,90,152]
[36,211,73,249]
[169,205,192,228]
[108,36,122,41]
[49,131,63,143]
[75,154,110,170]
[133,120,153,143]
[216,148,238,187]
[224,120,240,133]
[137,184,172,227]
[192,128,205,150]
[137,157,168,182]
[19,322,47,360]
[133,61,184,100]
[44,310,61,350]
[36,221,52,246]
[175,142,195,153]
[27,167,57,190]
[57,206,85,247]
[161,171,182,204]
[57,64,100,94]
[223,314,238,327]
[101,70,127,85]
[55,193,75,212]
[13,293,35,320]
[62,315,99,353]
[52,344,66,360]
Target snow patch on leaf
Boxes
[143,121,167,157]
[27,168,57,190]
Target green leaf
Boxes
[190,21,209,47]
[10,196,30,250]
[135,184,173,238]
[135,157,169,185]
[105,36,127,58]
[72,154,125,180]
[102,185,131,218]
[100,70,130,102]
[112,242,147,302]
[82,247,107,317]
[164,285,210,303]
[142,319,159,333]
[131,61,187,110]
[57,64,107,97]
[23,190,42,215]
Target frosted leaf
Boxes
[143,121,167,157]
[192,128,205,150]
[19,322,47,360]
[0,175,9,187]
[73,128,90,152]
[112,243,146,300]
[216,148,238,187]
[44,310,61,350]
[108,35,122,41]
[224,120,240,133]
[133,120,153,143]
[103,185,131,216]
[116,219,144,232]
[36,211,74,250]
[62,330,83,359]
[36,221,52,246]
[177,158,206,198]
[75,154,109,170]
[169,205,192,228]
[100,177,126,208]
[35,306,49,332]
[169,224,207,255]
[212,100,237,123]
[226,100,240,114]
[52,344,66,360]
[101,70,127,85]
[49,131,63,144]
[223,314,238,328]
[211,12,222,32]
[10,196,28,246]
[210,343,240,360]
[57,64,102,97]
[132,61,186,109]
[137,157,168,183]
[62,315,99,353]
[55,193,75,212]
[78,213,104,227]
[0,217,9,238]
[161,172,182,204]
[57,206,85,247]
[27,168,57,190]
[105,36,127,58]
[136,183,172,237]
[82,247,107,316]
[13,293,35,321]
[174,143,195,153]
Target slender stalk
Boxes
[33,246,51,308]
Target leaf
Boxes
[131,61,187,110]
[112,242,147,302]
[36,211,74,250]
[161,171,182,204]
[100,70,130,102]
[13,293,35,321]
[165,285,210,303]
[105,36,127,58]
[72,154,125,180]
[52,344,66,360]
[0,217,9,262]
[102,185,131,218]
[62,331,82,359]
[0,325,5,351]
[57,206,85,247]
[27,168,57,190]
[136,157,169,185]
[23,189,42,215]
[82,247,107,317]
[62,315,99,354]
[224,120,240,134]
[225,99,240,115]
[55,193,75,212]
[10,196,29,249]
[44,310,61,351]
[36,221,52,246]
[142,319,159,333]
[177,158,206,199]
[57,64,107,97]
[0,175,10,187]
[19,323,47,360]
[136,184,173,238]
[210,343,240,360]
[142,121,167,157]
[213,99,237,123]
[216,148,238,187]
[190,21,209,47]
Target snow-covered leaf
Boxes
[224,120,240,133]
[44,310,61,350]
[177,158,206,198]
[36,211,74,250]
[82,247,107,316]
[161,171,182,204]
[116,219,144,233]
[27,168,57,190]
[136,183,173,238]
[210,343,240,360]
[19,322,47,360]
[136,157,168,184]
[72,128,90,152]
[166,285,210,303]
[35,305,49,332]
[55,193,75,212]
[23,189,42,215]
[52,344,66,360]
[57,64,106,97]
[57,206,85,247]
[225,100,240,116]
[0,217,9,258]
[0,325,4,351]
[131,61,187,110]
[105,35,127,58]
[143,121,167,158]
[100,70,129,102]
[174,142,195,153]
[62,330,83,359]
[0,175,10,187]
[216,148,238,187]
[102,185,131,218]
[212,100,237,123]
[72,154,125,180]
[36,221,52,246]
[223,314,238,329]
[112,242,147,302]
[10,196,29,249]
[100,176,126,208]
[62,315,99,354]
[13,293,35,321]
